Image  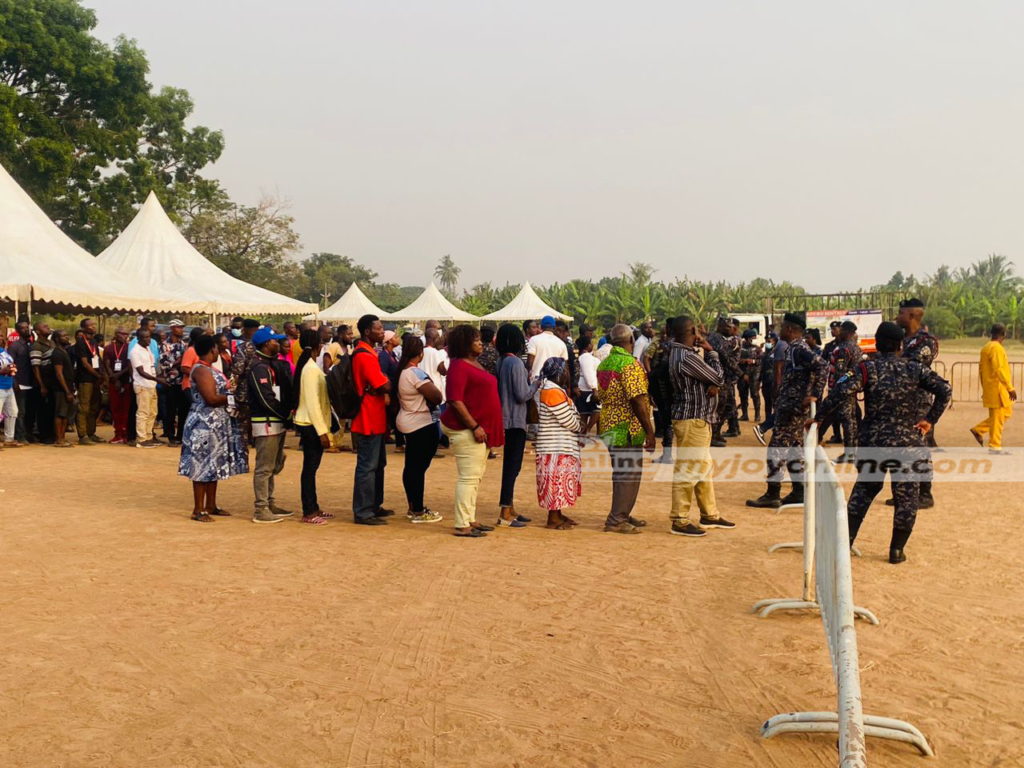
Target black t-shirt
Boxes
[51,346,76,391]
[74,338,101,384]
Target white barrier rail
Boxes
[760,445,935,763]
[752,406,877,623]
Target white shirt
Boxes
[129,344,157,389]
[527,331,568,378]
[577,351,600,392]
[421,346,448,401]
[633,334,651,361]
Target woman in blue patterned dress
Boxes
[179,334,249,522]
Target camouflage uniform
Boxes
[707,331,741,432]
[818,353,951,545]
[827,339,862,450]
[231,337,257,446]
[767,338,828,484]
[737,343,762,420]
[901,328,939,495]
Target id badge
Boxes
[272,385,281,401]
[227,393,236,408]
[114,360,123,372]
[92,355,100,369]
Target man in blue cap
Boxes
[246,326,295,524]
[526,315,568,379]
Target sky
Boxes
[89,1,1024,292]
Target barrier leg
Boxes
[762,711,933,757]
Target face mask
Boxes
[232,329,242,338]
[765,342,773,351]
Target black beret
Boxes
[243,318,260,329]
[829,320,842,328]
[876,321,905,342]
[840,320,858,332]
[899,298,925,309]
[782,312,806,330]
[742,328,757,338]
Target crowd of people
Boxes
[1,297,992,559]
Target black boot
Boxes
[780,481,804,506]
[711,423,727,447]
[919,481,934,509]
[747,483,782,508]
[739,409,749,422]
[753,406,761,423]
[889,527,912,564]
[723,417,740,438]
[848,513,864,546]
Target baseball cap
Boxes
[252,326,286,346]
[169,319,185,327]
[541,315,556,328]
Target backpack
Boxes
[326,347,371,420]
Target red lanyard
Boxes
[84,338,97,356]
[113,342,126,360]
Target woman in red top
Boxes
[440,325,505,537]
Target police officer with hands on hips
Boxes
[826,320,862,464]
[747,312,828,509]
[810,321,951,564]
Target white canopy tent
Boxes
[97,191,318,316]
[0,164,187,314]
[382,282,480,323]
[304,282,385,323]
[481,281,573,323]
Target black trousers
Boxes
[402,423,439,512]
[499,427,528,507]
[34,388,55,443]
[761,380,774,423]
[738,375,760,415]
[14,387,30,442]
[162,384,190,441]
[298,425,325,514]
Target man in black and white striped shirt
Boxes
[667,316,736,537]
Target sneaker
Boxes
[270,506,295,518]
[110,437,126,445]
[497,516,527,527]
[753,425,766,446]
[78,438,93,446]
[670,522,706,537]
[88,435,107,443]
[167,438,182,447]
[700,516,735,529]
[410,509,443,524]
[969,428,984,446]
[252,512,284,524]
[136,440,159,449]
[604,522,643,534]
[355,517,388,526]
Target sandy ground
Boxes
[2,367,1023,767]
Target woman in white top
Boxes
[292,328,332,525]
[574,336,600,434]
[396,336,444,524]
[534,357,583,530]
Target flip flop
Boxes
[301,515,329,525]
[545,521,573,530]
[209,508,231,516]
[191,512,214,523]
[454,529,487,538]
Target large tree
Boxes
[433,254,461,295]
[0,0,224,250]
[297,252,378,308]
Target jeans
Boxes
[0,387,17,442]
[253,432,286,513]
[670,419,719,525]
[442,424,489,528]
[163,384,189,441]
[298,425,324,514]
[604,445,644,527]
[499,427,528,507]
[14,387,30,442]
[75,379,100,438]
[402,423,439,512]
[353,432,387,521]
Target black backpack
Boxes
[326,347,371,420]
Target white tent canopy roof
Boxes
[304,282,385,323]
[382,282,480,323]
[481,281,573,322]
[97,192,318,316]
[0,164,187,313]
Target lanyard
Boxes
[113,342,126,360]
[83,337,97,357]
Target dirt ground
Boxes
[2,368,1022,767]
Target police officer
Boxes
[813,322,951,564]
[706,317,742,446]
[747,313,827,508]
[759,331,778,427]
[827,320,862,463]
[737,328,762,422]
[821,320,844,444]
[885,297,940,509]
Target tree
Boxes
[182,191,302,295]
[434,254,461,295]
[296,253,378,308]
[0,0,224,250]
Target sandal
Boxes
[191,512,214,522]
[318,510,335,519]
[209,508,231,516]
[560,515,579,526]
[472,523,495,532]
[301,515,328,525]
[454,528,487,538]
[545,521,574,530]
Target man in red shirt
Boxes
[352,314,393,525]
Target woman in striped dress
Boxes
[534,357,583,530]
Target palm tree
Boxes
[434,255,461,295]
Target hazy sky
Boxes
[90,1,1024,292]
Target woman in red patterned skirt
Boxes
[534,357,583,530]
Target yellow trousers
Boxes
[441,424,489,528]
[670,419,720,524]
[973,407,1012,450]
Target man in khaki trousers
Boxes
[666,317,736,537]
[971,323,1016,454]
